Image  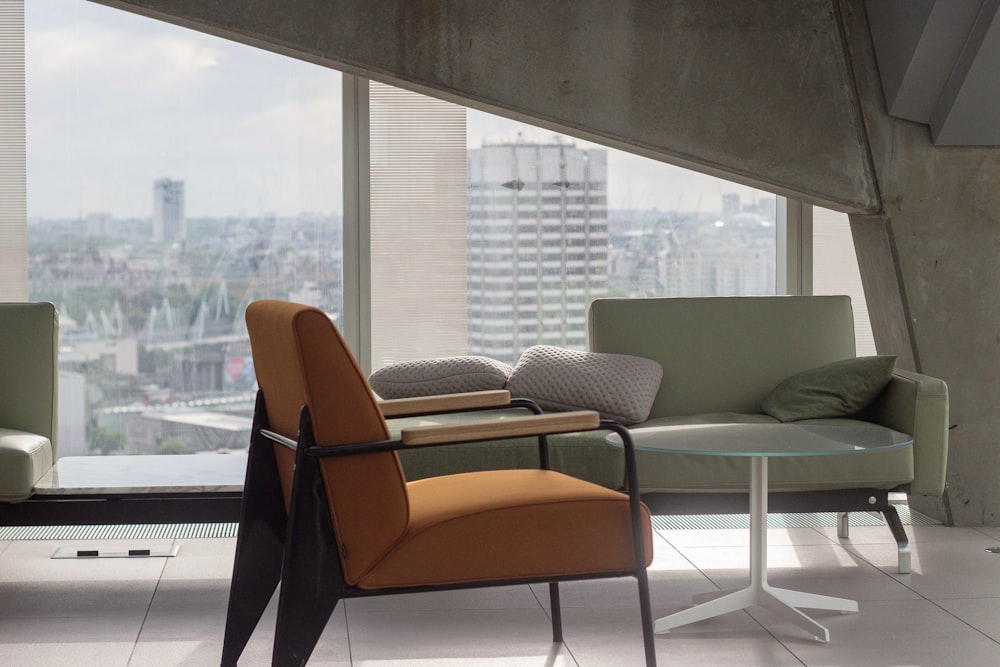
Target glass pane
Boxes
[369,91,778,369]
[467,111,777,364]
[26,1,343,457]
[812,207,876,355]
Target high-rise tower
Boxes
[467,142,608,364]
[153,178,185,243]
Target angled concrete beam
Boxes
[90,0,880,213]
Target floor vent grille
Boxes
[0,523,238,541]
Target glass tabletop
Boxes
[605,422,912,457]
[33,454,248,495]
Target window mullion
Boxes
[776,197,813,296]
[342,74,371,372]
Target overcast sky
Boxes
[26,0,770,220]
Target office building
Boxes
[467,142,608,364]
[152,178,185,244]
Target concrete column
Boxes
[842,0,999,524]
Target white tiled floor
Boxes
[3,519,1000,666]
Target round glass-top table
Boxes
[607,422,912,642]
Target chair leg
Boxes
[608,420,657,667]
[636,565,656,667]
[272,413,347,666]
[549,582,563,643]
[837,511,850,539]
[222,394,288,665]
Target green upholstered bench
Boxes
[0,302,242,526]
[0,303,59,504]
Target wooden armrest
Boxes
[400,410,600,447]
[378,390,512,417]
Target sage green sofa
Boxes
[0,302,59,503]
[390,296,950,574]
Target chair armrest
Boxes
[400,410,601,447]
[861,369,949,496]
[378,390,512,418]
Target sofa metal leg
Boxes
[882,505,912,574]
[837,512,850,539]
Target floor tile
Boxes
[560,604,801,666]
[0,613,141,667]
[770,599,1000,666]
[935,597,1000,642]
[973,525,1000,542]
[347,608,574,664]
[848,535,1000,599]
[659,526,833,549]
[134,591,350,666]
[159,537,236,581]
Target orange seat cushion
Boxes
[356,469,652,589]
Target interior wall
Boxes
[89,0,1000,525]
[840,0,1000,525]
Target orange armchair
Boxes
[221,300,656,666]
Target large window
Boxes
[465,113,777,365]
[11,3,875,460]
[25,1,343,457]
[367,91,778,367]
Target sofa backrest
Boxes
[588,296,856,418]
[0,302,59,454]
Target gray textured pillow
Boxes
[506,345,663,425]
[368,356,513,399]
[761,355,897,422]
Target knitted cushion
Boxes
[506,345,663,425]
[369,356,513,399]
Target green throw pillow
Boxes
[761,355,896,422]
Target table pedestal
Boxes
[654,457,858,642]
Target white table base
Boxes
[654,457,858,642]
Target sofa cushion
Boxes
[506,345,663,425]
[761,355,897,422]
[369,356,513,399]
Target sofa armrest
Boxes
[860,369,949,496]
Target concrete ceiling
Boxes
[866,0,1000,146]
[88,0,883,213]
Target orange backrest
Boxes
[245,300,410,584]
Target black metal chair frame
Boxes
[222,391,656,666]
